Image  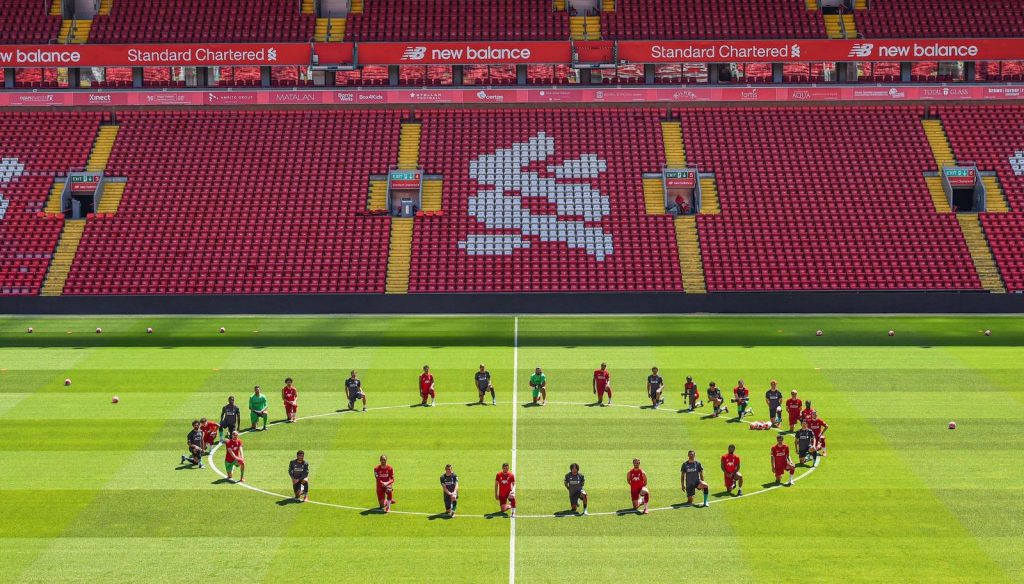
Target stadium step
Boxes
[553,0,566,10]
[40,220,86,296]
[602,0,615,12]
[854,0,867,9]
[981,175,1009,213]
[674,215,707,293]
[45,179,65,215]
[301,0,315,15]
[96,182,125,214]
[98,0,113,16]
[367,179,388,212]
[49,0,62,17]
[699,176,721,214]
[569,16,600,40]
[349,0,363,14]
[823,15,842,38]
[660,121,687,167]
[398,122,422,170]
[643,177,666,215]
[925,176,952,213]
[58,19,92,44]
[922,119,956,168]
[86,125,120,172]
[315,18,346,41]
[805,0,819,10]
[421,179,443,212]
[957,214,1006,293]
[841,14,857,37]
[385,218,414,294]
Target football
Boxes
[219,327,226,333]
[949,421,956,430]
[112,396,119,404]
[146,327,154,334]
[64,378,71,386]
[815,329,823,336]
[26,327,33,333]
[984,329,991,336]
[95,327,103,334]
[888,330,895,337]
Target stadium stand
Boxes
[601,0,826,40]
[978,213,1024,293]
[62,111,398,295]
[0,112,103,296]
[0,0,63,44]
[680,106,981,291]
[88,0,315,43]
[854,0,1024,38]
[345,0,569,41]
[409,109,682,293]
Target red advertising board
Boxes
[356,41,569,65]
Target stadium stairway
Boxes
[922,119,956,212]
[925,176,952,213]
[86,125,120,172]
[49,0,61,16]
[823,13,854,38]
[367,179,388,212]
[805,0,819,10]
[421,179,443,212]
[350,0,363,13]
[982,175,1010,213]
[58,18,91,44]
[660,121,687,167]
[602,0,615,12]
[315,18,346,41]
[98,0,112,15]
[854,0,867,9]
[642,177,665,215]
[699,176,720,214]
[398,122,422,170]
[96,182,126,214]
[385,218,413,294]
[957,215,1006,292]
[570,16,600,39]
[553,0,565,10]
[40,220,85,296]
[674,215,706,293]
[301,0,314,14]
[45,180,65,215]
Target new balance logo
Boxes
[847,43,874,58]
[401,46,427,61]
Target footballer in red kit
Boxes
[282,377,298,423]
[419,365,436,406]
[593,362,612,406]
[801,401,816,425]
[627,458,650,514]
[721,444,744,496]
[224,431,245,482]
[786,390,803,432]
[770,435,795,485]
[199,417,219,452]
[374,455,396,512]
[495,463,517,517]
[807,413,829,456]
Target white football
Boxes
[64,378,71,386]
[146,327,153,334]
[219,327,226,333]
[887,330,895,337]
[112,396,119,404]
[984,330,991,336]
[26,327,33,333]
[948,421,956,430]
[95,327,103,334]
[815,329,823,337]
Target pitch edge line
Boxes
[205,400,820,519]
[510,317,518,584]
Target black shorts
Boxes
[222,422,236,434]
[569,489,587,507]
[686,482,706,498]
[477,385,491,394]
[347,391,365,403]
[769,403,781,415]
[443,493,456,510]
[799,447,811,459]
[708,393,722,402]
[189,444,203,455]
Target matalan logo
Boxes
[848,43,874,58]
[273,92,316,103]
[401,46,427,61]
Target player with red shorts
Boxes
[721,444,743,496]
[593,362,612,406]
[495,463,517,517]
[199,417,219,453]
[419,365,436,407]
[282,377,298,423]
[785,390,803,432]
[770,434,795,485]
[627,458,650,514]
[806,412,829,456]
[374,454,395,512]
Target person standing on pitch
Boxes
[681,450,709,507]
[249,386,269,431]
[565,463,588,515]
[281,377,298,423]
[593,362,612,406]
[495,463,516,517]
[721,444,743,496]
[647,367,665,409]
[440,464,459,517]
[289,450,309,502]
[765,380,783,428]
[346,370,367,411]
[219,396,241,442]
[529,367,547,406]
[476,364,495,405]
[181,420,204,468]
[374,455,396,512]
[682,375,703,411]
[420,365,436,407]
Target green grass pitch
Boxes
[0,315,1022,583]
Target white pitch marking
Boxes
[204,399,820,519]
[510,316,519,584]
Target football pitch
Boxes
[0,314,1022,584]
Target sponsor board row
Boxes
[3,39,1024,67]
[3,86,1024,107]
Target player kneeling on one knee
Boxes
[681,450,709,507]
[771,434,796,486]
[721,444,743,496]
[795,420,818,466]
[249,386,269,431]
[289,450,309,502]
[224,431,245,483]
[440,464,459,517]
[495,463,516,517]
[374,455,395,512]
[627,458,650,514]
[346,370,367,412]
[181,420,204,468]
[565,463,588,515]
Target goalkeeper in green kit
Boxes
[529,367,547,406]
[249,386,269,431]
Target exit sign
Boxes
[943,167,976,188]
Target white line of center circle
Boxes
[205,400,821,519]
